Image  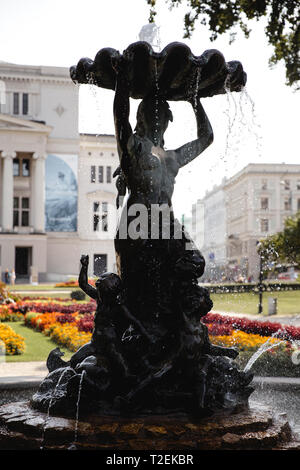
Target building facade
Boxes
[194,163,300,281]
[0,61,118,282]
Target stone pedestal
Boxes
[0,401,299,450]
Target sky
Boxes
[0,0,299,218]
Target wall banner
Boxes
[45,154,78,232]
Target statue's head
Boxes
[95,272,123,304]
[135,94,173,146]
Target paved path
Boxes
[0,361,47,378]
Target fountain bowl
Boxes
[70,41,246,101]
[0,400,300,450]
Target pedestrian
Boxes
[4,269,10,284]
[11,269,16,286]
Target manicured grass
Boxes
[18,292,72,300]
[10,284,58,291]
[211,291,300,316]
[5,321,72,363]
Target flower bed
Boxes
[3,295,299,372]
[209,329,283,351]
[46,323,92,352]
[24,311,93,352]
[202,313,300,341]
[19,301,96,315]
[0,305,24,322]
[0,323,25,355]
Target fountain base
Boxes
[0,401,299,450]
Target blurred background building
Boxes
[0,61,118,282]
[193,163,300,282]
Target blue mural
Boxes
[45,154,78,232]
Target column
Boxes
[32,152,46,232]
[1,151,15,232]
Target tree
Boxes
[146,0,300,89]
[259,211,300,268]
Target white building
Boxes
[194,163,300,281]
[0,61,118,282]
[192,179,227,281]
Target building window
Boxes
[91,165,96,183]
[98,166,103,183]
[261,179,267,190]
[22,159,30,177]
[93,201,108,232]
[22,93,28,115]
[102,202,108,231]
[298,198,300,211]
[13,157,30,177]
[93,254,107,276]
[13,158,20,176]
[93,202,99,231]
[106,166,112,183]
[260,218,269,233]
[283,179,290,190]
[284,197,291,211]
[13,197,30,227]
[261,197,268,210]
[13,93,19,114]
[297,180,300,191]
[13,197,19,226]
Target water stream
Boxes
[243,336,284,373]
[68,370,86,450]
[40,367,69,450]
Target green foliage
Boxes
[146,0,300,88]
[24,311,40,326]
[260,211,300,268]
[237,346,300,377]
[70,290,86,301]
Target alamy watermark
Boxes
[92,198,202,251]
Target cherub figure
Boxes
[71,255,154,382]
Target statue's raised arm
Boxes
[172,97,213,168]
[78,255,98,300]
[112,56,133,176]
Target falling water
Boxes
[153,59,160,147]
[244,336,284,373]
[138,23,161,52]
[68,370,86,450]
[209,76,263,183]
[222,77,239,167]
[239,87,262,159]
[40,368,69,450]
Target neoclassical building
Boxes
[193,163,300,281]
[0,61,118,282]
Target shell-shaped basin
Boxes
[70,41,246,100]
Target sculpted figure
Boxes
[73,255,154,377]
[112,56,215,332]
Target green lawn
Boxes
[211,291,300,316]
[17,292,72,300]
[11,284,58,291]
[5,321,72,363]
